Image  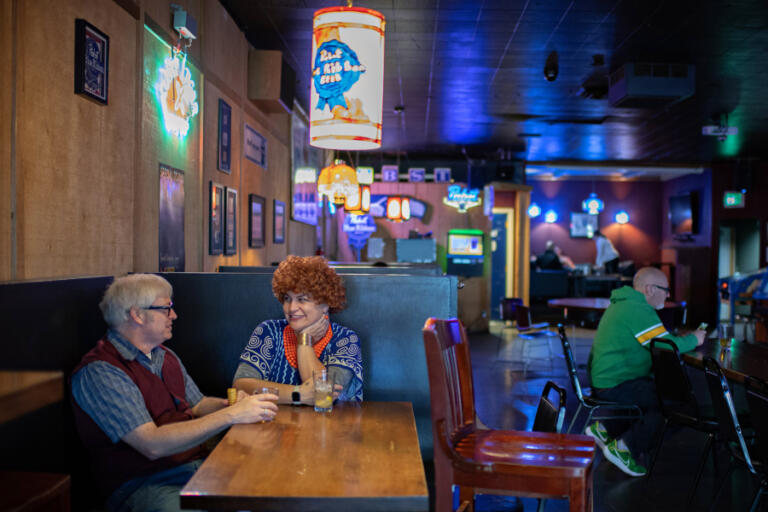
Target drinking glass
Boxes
[313,370,333,413]
[718,323,733,351]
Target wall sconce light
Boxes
[582,192,604,215]
[615,210,630,224]
[528,202,541,217]
[544,209,558,223]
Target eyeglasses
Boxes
[144,302,174,316]
[652,284,671,294]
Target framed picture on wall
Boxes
[74,19,109,104]
[218,99,231,173]
[224,187,238,255]
[209,182,224,255]
[570,212,599,238]
[248,194,266,248]
[273,199,285,244]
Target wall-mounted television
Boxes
[570,212,598,238]
[669,193,698,235]
[446,229,484,277]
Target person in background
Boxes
[71,274,277,512]
[586,267,705,477]
[233,255,363,404]
[594,230,620,274]
[536,240,563,270]
[554,244,576,271]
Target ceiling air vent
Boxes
[608,63,695,108]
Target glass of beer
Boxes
[313,370,333,413]
[718,323,733,351]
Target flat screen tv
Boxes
[669,193,698,235]
[447,231,483,258]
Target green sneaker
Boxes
[602,439,647,477]
[584,421,610,451]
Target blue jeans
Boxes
[593,376,662,460]
[107,459,203,512]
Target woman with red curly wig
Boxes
[232,256,363,404]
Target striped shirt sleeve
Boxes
[634,322,669,346]
[71,361,153,443]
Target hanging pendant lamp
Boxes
[318,160,359,204]
[309,4,385,150]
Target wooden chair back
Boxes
[422,318,475,443]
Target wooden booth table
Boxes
[0,370,64,424]
[180,401,428,512]
[683,338,768,383]
[548,298,685,328]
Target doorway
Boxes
[718,219,760,326]
[490,208,515,320]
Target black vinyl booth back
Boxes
[0,271,456,506]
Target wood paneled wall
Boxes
[1,0,306,280]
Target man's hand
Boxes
[228,394,278,424]
[693,329,706,347]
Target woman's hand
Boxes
[301,314,329,343]
[299,378,315,405]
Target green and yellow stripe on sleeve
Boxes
[635,323,668,345]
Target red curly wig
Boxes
[272,255,346,312]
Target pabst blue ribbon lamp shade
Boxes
[310,6,385,150]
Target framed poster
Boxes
[209,182,224,254]
[244,123,267,169]
[290,105,321,225]
[158,164,185,272]
[74,19,109,104]
[218,99,231,173]
[248,194,266,248]
[273,199,286,244]
[570,212,599,238]
[224,187,238,255]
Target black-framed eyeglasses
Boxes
[652,284,671,294]
[144,302,174,316]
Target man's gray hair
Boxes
[100,274,173,328]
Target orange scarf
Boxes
[283,324,333,369]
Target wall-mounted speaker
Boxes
[248,49,295,114]
[495,161,526,184]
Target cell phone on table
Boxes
[697,322,708,331]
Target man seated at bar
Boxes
[536,240,564,270]
[71,274,278,512]
[233,255,363,404]
[586,267,705,477]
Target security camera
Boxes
[544,51,559,82]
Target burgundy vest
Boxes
[71,337,205,498]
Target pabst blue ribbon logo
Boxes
[313,40,366,111]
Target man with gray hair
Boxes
[71,274,278,512]
[585,267,705,477]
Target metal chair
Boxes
[557,324,642,434]
[703,357,765,511]
[423,318,596,512]
[498,303,557,375]
[742,376,768,510]
[648,338,719,510]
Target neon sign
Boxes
[443,185,482,213]
[155,49,199,138]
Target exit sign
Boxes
[723,191,745,208]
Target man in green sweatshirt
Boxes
[586,267,705,477]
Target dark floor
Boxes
[466,323,763,512]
